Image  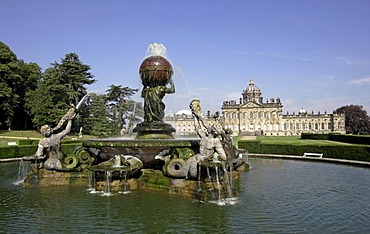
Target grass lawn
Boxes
[234,135,351,146]
[0,130,41,146]
[0,130,95,146]
[256,136,350,146]
[0,130,42,138]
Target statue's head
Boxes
[40,125,52,137]
[189,99,201,112]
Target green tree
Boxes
[58,53,95,106]
[26,53,95,128]
[105,85,138,130]
[13,60,42,129]
[0,41,41,130]
[82,93,114,137]
[336,105,370,135]
[0,41,20,129]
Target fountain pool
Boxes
[3,158,370,233]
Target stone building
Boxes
[221,78,346,136]
[164,110,220,136]
[164,78,346,136]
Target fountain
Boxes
[22,43,248,202]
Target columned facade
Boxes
[221,78,346,136]
[164,110,220,135]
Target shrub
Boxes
[330,134,370,145]
[301,133,330,140]
[0,143,82,159]
[238,140,370,162]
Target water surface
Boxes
[1,159,369,233]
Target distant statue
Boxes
[189,98,207,127]
[190,99,226,161]
[36,107,76,170]
[142,77,175,122]
[79,127,83,138]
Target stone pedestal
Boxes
[133,121,176,139]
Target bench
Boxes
[7,142,17,146]
[303,152,323,158]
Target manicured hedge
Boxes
[301,133,370,145]
[0,145,37,158]
[18,139,39,145]
[18,139,85,146]
[329,134,370,145]
[0,143,82,159]
[301,133,330,140]
[238,140,370,162]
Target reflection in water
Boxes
[1,159,370,233]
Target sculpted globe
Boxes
[139,55,173,87]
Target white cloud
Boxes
[349,77,370,85]
[256,51,285,58]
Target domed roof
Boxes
[245,77,261,93]
[175,109,192,116]
[165,112,175,118]
[299,107,307,114]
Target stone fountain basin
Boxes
[82,138,200,169]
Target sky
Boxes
[1,0,370,115]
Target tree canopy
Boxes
[0,42,42,129]
[0,42,142,135]
[26,53,95,127]
[335,105,370,135]
[105,85,138,130]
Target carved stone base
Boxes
[133,121,175,139]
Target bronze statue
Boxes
[134,44,176,138]
[141,77,175,122]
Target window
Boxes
[250,112,253,119]
[321,123,325,130]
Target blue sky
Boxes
[2,0,370,115]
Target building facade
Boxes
[164,110,220,136]
[164,78,346,136]
[221,78,346,136]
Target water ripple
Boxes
[1,160,370,233]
